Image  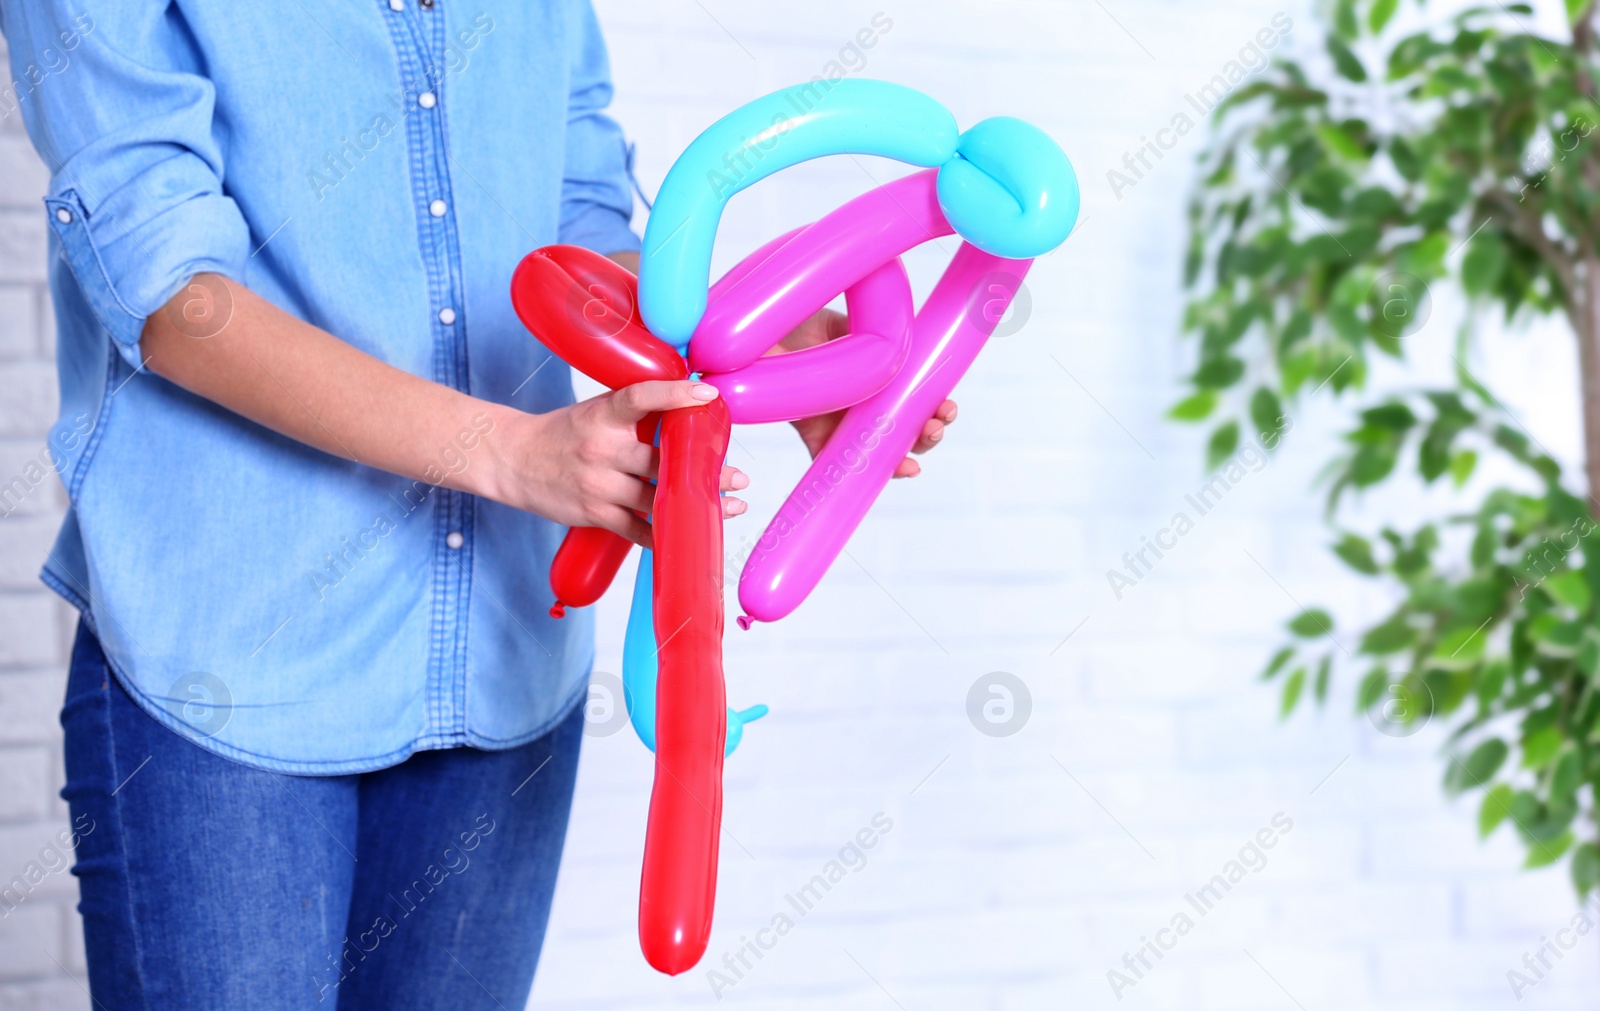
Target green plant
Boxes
[1178,0,1600,890]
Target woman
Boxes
[0,2,954,1007]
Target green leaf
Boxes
[1169,389,1219,422]
[1207,420,1241,470]
[1369,0,1400,32]
[1333,0,1359,41]
[1333,533,1381,574]
[1449,449,1477,487]
[1509,789,1542,833]
[1349,444,1399,487]
[1249,387,1284,444]
[1550,746,1583,804]
[1544,569,1591,611]
[1261,646,1295,681]
[1388,136,1423,180]
[1435,623,1489,666]
[1526,831,1574,869]
[1356,667,1388,711]
[1532,616,1585,657]
[1314,654,1332,703]
[1361,403,1416,432]
[1567,0,1591,25]
[1289,608,1335,638]
[1195,356,1245,388]
[1315,122,1369,161]
[1361,612,1416,654]
[1476,656,1509,705]
[1494,424,1531,461]
[1522,724,1564,769]
[1445,738,1508,794]
[1461,231,1507,296]
[1279,308,1313,352]
[1480,783,1515,838]
[1280,667,1306,717]
[1579,630,1600,679]
[1327,36,1369,82]
[1573,842,1600,896]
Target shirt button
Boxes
[54,207,72,224]
[429,199,447,217]
[388,0,402,9]
[418,91,437,109]
[438,307,457,325]
[446,531,464,550]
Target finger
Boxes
[615,440,658,481]
[791,411,843,460]
[776,307,851,354]
[608,380,719,423]
[822,306,851,341]
[721,496,747,518]
[594,506,654,549]
[892,456,921,479]
[936,399,957,424]
[910,418,945,455]
[589,472,656,515]
[720,465,749,492]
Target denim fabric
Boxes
[0,1,639,770]
[61,620,585,1010]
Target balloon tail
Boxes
[736,614,753,630]
[549,601,567,619]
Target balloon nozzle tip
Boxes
[736,614,753,630]
[549,601,567,619]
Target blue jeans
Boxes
[60,621,585,1010]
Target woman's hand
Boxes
[776,308,957,477]
[141,273,745,551]
[490,380,748,549]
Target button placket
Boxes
[417,2,473,738]
[381,0,474,740]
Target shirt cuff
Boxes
[558,204,640,257]
[46,166,250,369]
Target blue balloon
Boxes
[638,80,1080,347]
[621,538,767,757]
[621,547,659,748]
[936,116,1080,260]
[639,79,960,348]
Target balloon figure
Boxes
[510,79,1079,976]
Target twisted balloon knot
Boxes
[637,79,1078,349]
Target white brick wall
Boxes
[0,28,86,1010]
[540,1,1600,1009]
[2,3,1595,1009]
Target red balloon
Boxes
[639,395,731,975]
[547,527,633,618]
[511,246,685,616]
[511,245,687,388]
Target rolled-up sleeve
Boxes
[558,0,638,256]
[1,3,249,366]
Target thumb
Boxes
[608,380,719,423]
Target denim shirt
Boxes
[0,0,639,772]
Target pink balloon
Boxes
[736,241,1030,625]
[689,169,951,375]
[707,225,808,300]
[700,257,914,424]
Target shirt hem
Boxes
[40,565,591,776]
